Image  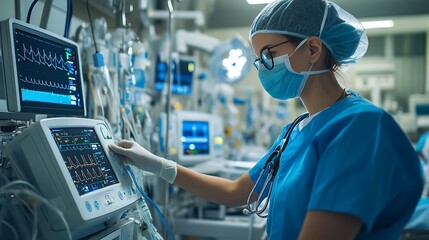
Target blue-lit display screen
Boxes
[155,56,195,95]
[181,121,209,155]
[13,24,84,116]
[50,128,119,196]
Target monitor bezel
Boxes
[39,118,132,220]
[0,18,86,116]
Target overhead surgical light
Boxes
[174,30,252,85]
[222,49,248,80]
[209,34,253,84]
[361,20,394,29]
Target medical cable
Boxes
[126,165,175,240]
[0,180,72,240]
[0,157,10,187]
[120,108,143,144]
[26,0,72,38]
[64,0,72,38]
[86,0,99,52]
[1,219,18,240]
[26,0,39,24]
[87,68,98,118]
[17,197,38,240]
[1,190,34,239]
[96,88,106,119]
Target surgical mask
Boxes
[258,39,330,100]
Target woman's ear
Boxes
[307,36,323,65]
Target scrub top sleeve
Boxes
[308,111,401,231]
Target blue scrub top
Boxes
[249,92,423,239]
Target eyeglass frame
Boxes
[253,39,290,70]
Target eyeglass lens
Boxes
[261,49,273,69]
[253,48,274,70]
[254,39,289,70]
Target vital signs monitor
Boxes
[0,18,86,116]
[160,111,224,166]
[5,118,139,239]
[155,55,196,95]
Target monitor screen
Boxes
[155,56,195,95]
[50,127,119,195]
[12,22,85,115]
[181,121,210,155]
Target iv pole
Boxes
[162,0,175,238]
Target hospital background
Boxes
[0,0,428,239]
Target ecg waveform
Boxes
[74,167,105,183]
[66,154,99,170]
[51,128,118,195]
[17,43,72,72]
[19,76,70,90]
[61,144,92,151]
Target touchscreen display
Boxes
[51,127,119,195]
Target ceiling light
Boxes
[361,20,395,29]
[246,0,273,4]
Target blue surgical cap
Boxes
[250,0,368,66]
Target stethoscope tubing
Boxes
[244,113,308,218]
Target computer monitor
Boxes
[0,18,85,116]
[159,111,224,166]
[154,55,195,95]
[5,118,139,239]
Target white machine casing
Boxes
[5,117,140,239]
[160,111,224,166]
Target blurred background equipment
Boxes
[0,0,429,239]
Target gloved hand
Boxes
[109,140,177,183]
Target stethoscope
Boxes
[243,113,308,218]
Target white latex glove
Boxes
[109,140,177,183]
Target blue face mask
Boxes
[258,39,330,100]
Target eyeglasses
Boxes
[254,39,290,70]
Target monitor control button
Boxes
[99,125,112,139]
[85,201,92,212]
[94,200,100,210]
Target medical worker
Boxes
[110,0,423,238]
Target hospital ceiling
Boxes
[205,0,429,29]
[79,0,429,30]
